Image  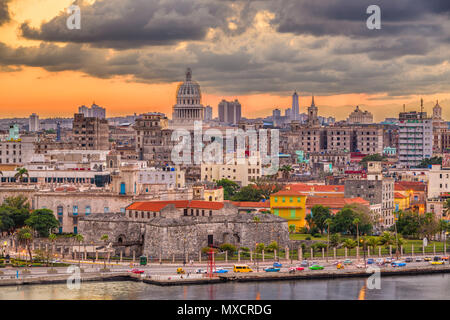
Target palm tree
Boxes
[342,239,357,250]
[366,236,380,254]
[253,216,261,271]
[100,234,109,270]
[443,199,450,218]
[324,218,333,261]
[75,234,84,268]
[14,167,29,184]
[353,218,360,260]
[279,165,293,180]
[48,233,57,270]
[16,226,33,270]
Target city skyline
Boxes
[0,0,449,120]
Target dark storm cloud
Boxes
[2,0,450,97]
[0,0,11,26]
[20,0,251,49]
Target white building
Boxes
[347,106,373,124]
[398,111,433,167]
[78,103,106,119]
[0,135,36,165]
[201,153,262,187]
[427,164,450,199]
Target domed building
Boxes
[172,68,205,127]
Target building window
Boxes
[104,207,109,213]
[85,206,91,215]
[274,209,279,216]
[290,209,296,218]
[72,206,78,215]
[57,206,63,216]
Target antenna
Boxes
[420,98,423,119]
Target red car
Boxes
[289,266,305,272]
[130,268,145,274]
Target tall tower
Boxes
[433,100,442,119]
[307,95,319,126]
[291,91,299,121]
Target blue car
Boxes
[273,262,282,268]
[391,261,406,267]
[213,268,229,273]
[367,258,375,264]
[264,267,280,272]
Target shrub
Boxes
[266,241,279,252]
[240,247,250,252]
[219,243,237,256]
[305,236,311,240]
[201,247,218,254]
[312,233,322,238]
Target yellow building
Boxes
[270,190,307,230]
[394,192,411,212]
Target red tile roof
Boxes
[394,192,407,199]
[271,190,308,197]
[395,181,426,192]
[306,197,369,208]
[230,201,270,208]
[285,184,345,193]
[126,200,224,212]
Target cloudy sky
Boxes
[0,0,449,120]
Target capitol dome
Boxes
[176,68,202,105]
[172,68,205,125]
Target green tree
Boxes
[360,154,386,168]
[311,205,332,234]
[279,165,293,180]
[251,177,283,200]
[266,241,279,252]
[443,199,450,218]
[75,234,84,267]
[396,211,420,237]
[100,234,109,269]
[418,212,439,240]
[1,195,31,230]
[16,226,34,265]
[0,207,15,232]
[342,238,357,249]
[366,236,380,253]
[231,186,263,202]
[289,224,296,233]
[216,179,240,200]
[48,233,57,270]
[14,167,29,183]
[329,233,341,247]
[25,209,59,237]
[417,156,442,168]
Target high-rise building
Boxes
[134,112,173,165]
[218,99,241,124]
[291,91,299,121]
[204,105,213,121]
[72,113,109,150]
[432,100,446,153]
[29,113,40,132]
[398,107,433,167]
[78,103,106,119]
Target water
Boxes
[1,274,450,299]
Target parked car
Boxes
[264,267,280,272]
[214,268,229,273]
[177,268,185,274]
[300,260,309,267]
[391,261,406,267]
[442,256,449,261]
[367,258,375,264]
[336,263,344,269]
[355,264,365,269]
[309,264,324,270]
[130,268,145,274]
[424,257,432,261]
[385,257,393,263]
[375,258,385,266]
[195,269,207,274]
[273,262,282,268]
[405,257,413,263]
[430,260,444,265]
[343,259,352,264]
[289,266,304,272]
[415,257,423,262]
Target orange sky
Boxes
[0,0,449,121]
